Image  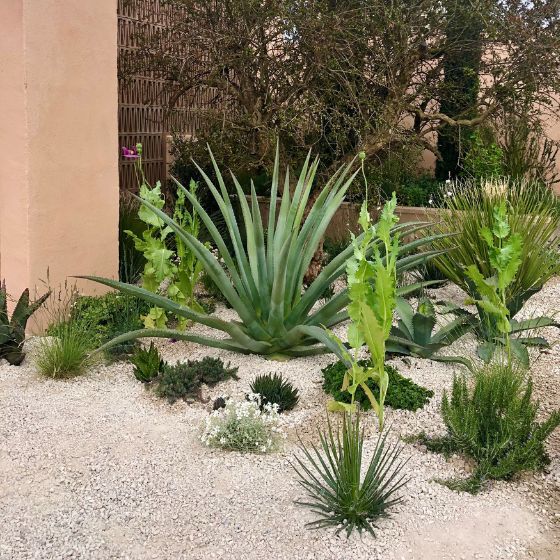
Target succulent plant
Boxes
[0,281,50,365]
[130,342,164,383]
[386,297,473,369]
[83,147,444,359]
[250,373,299,412]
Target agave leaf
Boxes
[94,328,270,355]
[514,336,550,347]
[510,339,530,366]
[509,316,559,333]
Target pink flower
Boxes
[121,146,140,160]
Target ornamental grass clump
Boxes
[36,321,94,379]
[200,394,284,453]
[292,413,408,536]
[82,146,442,358]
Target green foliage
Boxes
[322,360,433,412]
[320,193,400,429]
[0,282,50,366]
[250,373,299,412]
[434,178,560,363]
[84,147,441,358]
[432,362,560,491]
[156,357,239,403]
[119,194,146,284]
[463,131,504,179]
[156,361,199,403]
[125,144,205,329]
[200,395,283,453]
[52,292,149,360]
[35,321,93,379]
[130,342,164,383]
[292,413,408,536]
[386,297,473,368]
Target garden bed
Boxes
[1,281,559,560]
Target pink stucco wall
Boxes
[0,1,119,315]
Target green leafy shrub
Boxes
[292,413,408,536]
[463,131,504,179]
[124,144,206,329]
[0,282,50,366]
[130,342,164,383]
[322,360,433,412]
[36,322,93,379]
[200,394,284,453]
[423,362,560,492]
[83,147,440,359]
[156,357,239,403]
[250,373,299,412]
[316,192,402,429]
[53,292,149,360]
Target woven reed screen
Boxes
[117,0,196,193]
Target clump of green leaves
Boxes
[292,413,408,536]
[125,143,205,329]
[49,292,149,360]
[322,360,433,412]
[317,192,400,430]
[0,282,50,366]
[387,297,473,368]
[250,373,299,412]
[156,357,239,403]
[130,342,164,383]
[421,362,560,493]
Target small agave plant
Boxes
[82,146,443,358]
[386,297,474,369]
[0,282,50,365]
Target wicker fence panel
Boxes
[118,0,192,193]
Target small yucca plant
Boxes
[292,414,408,536]
[250,373,299,412]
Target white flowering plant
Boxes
[200,394,285,453]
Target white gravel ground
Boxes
[1,281,559,560]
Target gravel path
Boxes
[1,281,559,560]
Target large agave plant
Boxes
[83,148,443,358]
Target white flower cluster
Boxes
[200,393,285,453]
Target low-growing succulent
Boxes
[322,359,433,412]
[249,373,299,412]
[386,297,473,369]
[155,357,239,404]
[130,342,164,383]
[156,361,200,403]
[189,356,239,386]
[0,282,50,365]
